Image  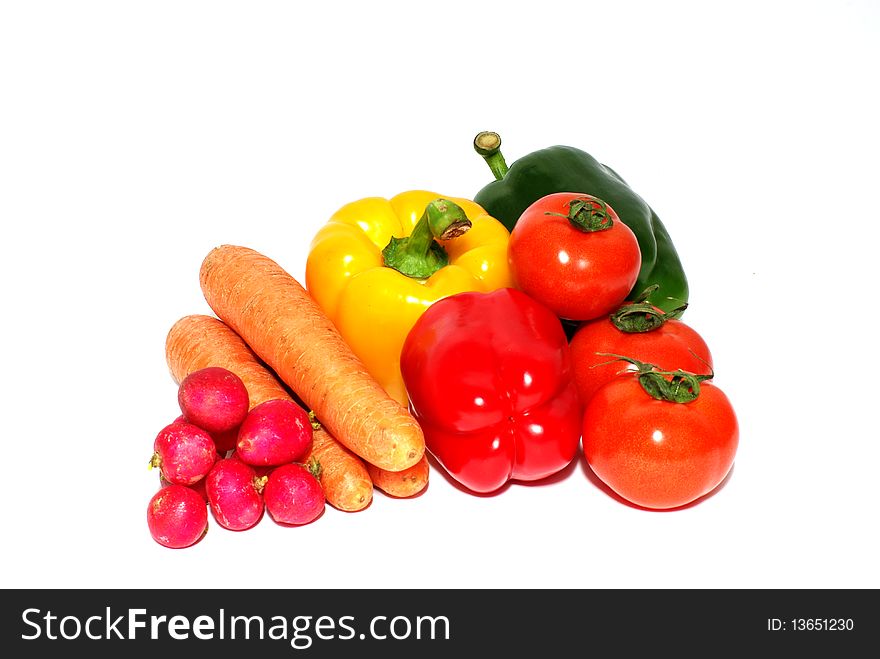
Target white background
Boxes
[2,0,878,590]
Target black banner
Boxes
[1,588,873,655]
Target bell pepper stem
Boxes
[423,199,472,240]
[382,199,472,279]
[474,131,509,181]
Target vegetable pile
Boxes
[147,131,739,549]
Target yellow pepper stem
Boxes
[382,199,472,279]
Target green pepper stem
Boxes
[382,199,472,279]
[473,131,509,181]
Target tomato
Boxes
[507,192,641,321]
[570,293,713,407]
[582,366,738,510]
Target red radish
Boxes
[205,458,266,531]
[263,461,325,525]
[178,366,249,435]
[159,473,208,502]
[229,451,272,478]
[210,428,238,454]
[174,413,237,454]
[236,399,313,467]
[147,484,208,549]
[151,421,219,485]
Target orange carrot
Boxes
[198,245,425,472]
[166,314,290,407]
[309,425,373,512]
[165,313,373,512]
[367,454,430,499]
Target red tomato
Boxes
[508,192,641,321]
[570,299,713,407]
[582,373,738,510]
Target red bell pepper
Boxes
[400,288,582,494]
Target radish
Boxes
[205,458,266,531]
[229,451,272,478]
[208,427,238,454]
[263,461,325,526]
[159,473,208,502]
[147,484,208,549]
[235,399,313,467]
[178,366,249,435]
[151,421,219,486]
[174,413,237,454]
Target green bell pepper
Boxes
[473,131,689,315]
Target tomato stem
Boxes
[474,131,509,181]
[596,352,714,403]
[610,285,689,333]
[546,196,614,232]
[382,199,472,279]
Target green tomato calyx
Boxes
[546,195,613,232]
[596,352,714,404]
[609,285,689,333]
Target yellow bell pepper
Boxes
[306,190,514,407]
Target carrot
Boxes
[165,313,373,512]
[308,425,373,512]
[198,245,426,472]
[367,454,430,499]
[166,314,290,407]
